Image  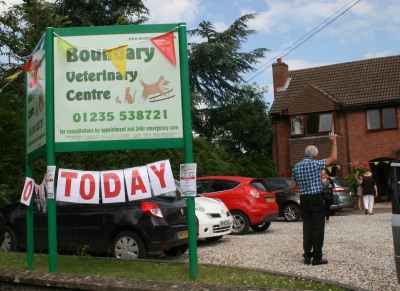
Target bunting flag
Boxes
[374,161,379,165]
[23,57,32,72]
[327,166,332,173]
[151,31,176,66]
[57,37,76,52]
[336,165,341,170]
[6,71,22,80]
[103,45,128,79]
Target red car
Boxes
[197,176,279,235]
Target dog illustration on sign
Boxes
[139,75,170,102]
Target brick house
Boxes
[269,56,400,199]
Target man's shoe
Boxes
[304,257,311,265]
[365,209,368,214]
[312,258,328,265]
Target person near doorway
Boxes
[361,171,378,215]
[356,173,363,210]
[321,169,334,221]
[292,132,337,266]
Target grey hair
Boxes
[305,145,318,158]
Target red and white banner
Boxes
[56,170,100,204]
[20,177,35,206]
[22,160,176,205]
[101,170,125,204]
[48,160,175,205]
[124,166,152,201]
[147,160,176,195]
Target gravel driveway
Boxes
[173,203,398,291]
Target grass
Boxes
[0,252,349,290]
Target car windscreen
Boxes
[265,179,289,190]
[250,180,268,192]
[209,180,240,193]
[332,177,350,188]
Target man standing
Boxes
[292,132,337,265]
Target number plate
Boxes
[220,220,230,227]
[266,197,275,203]
[178,230,188,239]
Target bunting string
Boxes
[1,25,183,88]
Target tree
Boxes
[188,14,276,176]
[53,0,149,26]
[188,14,267,107]
[0,0,70,71]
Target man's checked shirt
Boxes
[292,157,327,195]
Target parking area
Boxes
[173,203,398,291]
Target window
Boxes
[291,115,303,135]
[367,107,397,130]
[306,113,319,134]
[291,113,333,135]
[319,114,333,132]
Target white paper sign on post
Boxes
[180,163,197,197]
[20,177,35,206]
[124,166,152,201]
[147,160,176,195]
[46,166,56,199]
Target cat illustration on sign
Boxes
[139,75,170,102]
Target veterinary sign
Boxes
[52,25,185,152]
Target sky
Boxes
[4,0,400,105]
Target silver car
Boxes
[329,176,355,211]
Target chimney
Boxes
[272,58,288,95]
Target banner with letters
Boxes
[20,160,176,205]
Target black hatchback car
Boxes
[0,192,189,259]
[264,178,301,222]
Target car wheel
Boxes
[204,235,223,242]
[1,227,18,252]
[250,222,271,232]
[231,211,250,235]
[283,204,301,222]
[163,244,188,257]
[112,231,147,260]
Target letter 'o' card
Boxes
[21,177,35,206]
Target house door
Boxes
[370,159,395,202]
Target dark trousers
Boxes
[325,200,332,220]
[300,193,326,260]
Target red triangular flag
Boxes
[151,31,176,66]
[23,57,32,72]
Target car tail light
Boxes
[333,187,345,193]
[249,189,260,198]
[141,201,164,218]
